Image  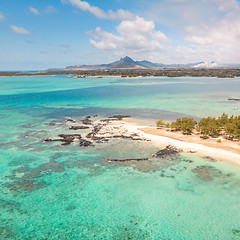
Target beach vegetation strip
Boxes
[156,113,240,140]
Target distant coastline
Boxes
[1,68,240,78]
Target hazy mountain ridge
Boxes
[65,56,240,70]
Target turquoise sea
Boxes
[0,75,240,239]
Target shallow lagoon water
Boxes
[0,75,240,239]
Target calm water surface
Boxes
[0,75,240,239]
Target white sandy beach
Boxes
[119,121,240,166]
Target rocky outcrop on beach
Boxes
[44,114,147,148]
[65,117,75,123]
[152,145,182,159]
[81,119,93,125]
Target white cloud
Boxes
[210,0,240,12]
[43,6,57,14]
[60,0,240,64]
[0,12,6,21]
[62,0,134,20]
[185,0,240,63]
[29,6,56,15]
[10,26,31,35]
[29,7,40,15]
[193,61,219,68]
[86,16,170,59]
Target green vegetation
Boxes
[71,69,240,78]
[156,113,240,140]
[198,117,221,137]
[170,118,197,134]
[2,68,240,78]
[156,119,165,127]
[156,119,170,128]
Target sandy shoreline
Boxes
[119,121,240,166]
[54,116,240,166]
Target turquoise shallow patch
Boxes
[0,76,240,239]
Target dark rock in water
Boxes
[48,122,56,126]
[204,156,217,162]
[91,136,105,141]
[86,125,103,139]
[152,145,181,159]
[47,122,62,126]
[44,138,62,142]
[44,134,81,145]
[59,134,81,140]
[108,115,131,120]
[86,132,94,139]
[79,139,93,147]
[183,159,193,163]
[93,114,98,117]
[192,165,222,181]
[59,134,81,145]
[96,138,109,143]
[69,126,90,130]
[106,158,149,163]
[65,117,75,122]
[81,119,93,125]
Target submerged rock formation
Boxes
[152,145,182,159]
[44,134,81,146]
[108,115,131,120]
[192,165,222,181]
[79,139,93,147]
[106,158,149,163]
[69,126,90,130]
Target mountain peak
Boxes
[121,56,135,63]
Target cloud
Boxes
[86,16,169,59]
[29,7,40,15]
[43,6,57,14]
[0,13,6,21]
[62,0,134,20]
[184,0,240,63]
[29,6,56,15]
[10,26,31,35]
[193,61,219,68]
[210,0,240,12]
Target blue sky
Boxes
[0,0,240,70]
